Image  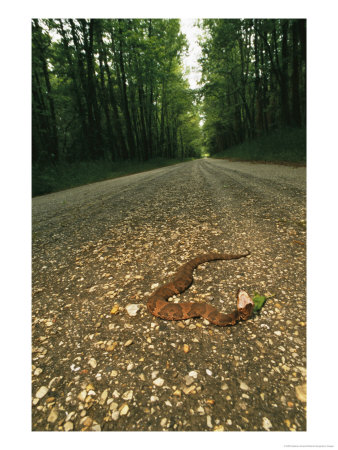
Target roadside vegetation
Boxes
[32,157,195,197]
[210,127,306,164]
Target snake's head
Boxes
[237,289,254,320]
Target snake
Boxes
[147,251,253,326]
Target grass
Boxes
[32,157,196,197]
[211,127,306,164]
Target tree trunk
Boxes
[291,20,301,127]
[117,19,135,159]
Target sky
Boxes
[180,19,203,89]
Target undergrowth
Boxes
[211,127,306,163]
[32,157,195,197]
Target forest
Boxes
[32,18,306,195]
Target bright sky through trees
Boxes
[180,19,203,89]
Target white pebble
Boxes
[126,304,141,316]
[206,369,212,376]
[274,330,282,336]
[153,378,164,387]
[111,411,119,421]
[206,415,212,428]
[160,418,167,427]
[64,421,74,431]
[189,371,198,378]
[262,416,272,431]
[35,386,48,399]
[239,380,250,391]
[77,390,87,402]
[119,404,129,415]
[88,358,97,368]
[122,390,133,400]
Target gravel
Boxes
[32,158,306,431]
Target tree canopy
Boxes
[199,19,306,155]
[32,19,202,166]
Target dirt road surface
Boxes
[32,158,306,431]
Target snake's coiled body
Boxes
[147,251,253,326]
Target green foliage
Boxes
[32,157,196,197]
[32,19,202,173]
[199,19,306,158]
[211,127,306,163]
[252,293,267,313]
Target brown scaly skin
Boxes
[147,251,254,326]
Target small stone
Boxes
[262,416,272,431]
[153,378,164,387]
[34,368,43,376]
[66,411,76,421]
[113,390,120,398]
[206,369,212,376]
[111,411,119,421]
[47,407,58,423]
[122,390,133,400]
[183,385,196,395]
[88,358,97,368]
[109,402,118,411]
[274,330,282,336]
[125,339,133,347]
[35,386,48,399]
[119,403,129,415]
[82,417,93,427]
[126,304,140,316]
[139,373,145,381]
[197,406,205,415]
[106,342,118,352]
[110,304,119,314]
[226,419,232,425]
[221,383,229,391]
[78,390,87,402]
[214,425,224,431]
[184,375,195,386]
[160,418,167,427]
[183,344,190,353]
[150,396,159,402]
[189,371,198,379]
[151,370,159,379]
[110,370,118,377]
[173,390,181,397]
[206,415,212,428]
[64,421,74,431]
[127,363,134,371]
[92,423,101,431]
[239,380,249,391]
[100,389,109,405]
[295,384,306,402]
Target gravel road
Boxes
[32,158,306,431]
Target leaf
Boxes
[252,293,266,312]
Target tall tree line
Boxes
[32,19,202,166]
[199,19,306,154]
